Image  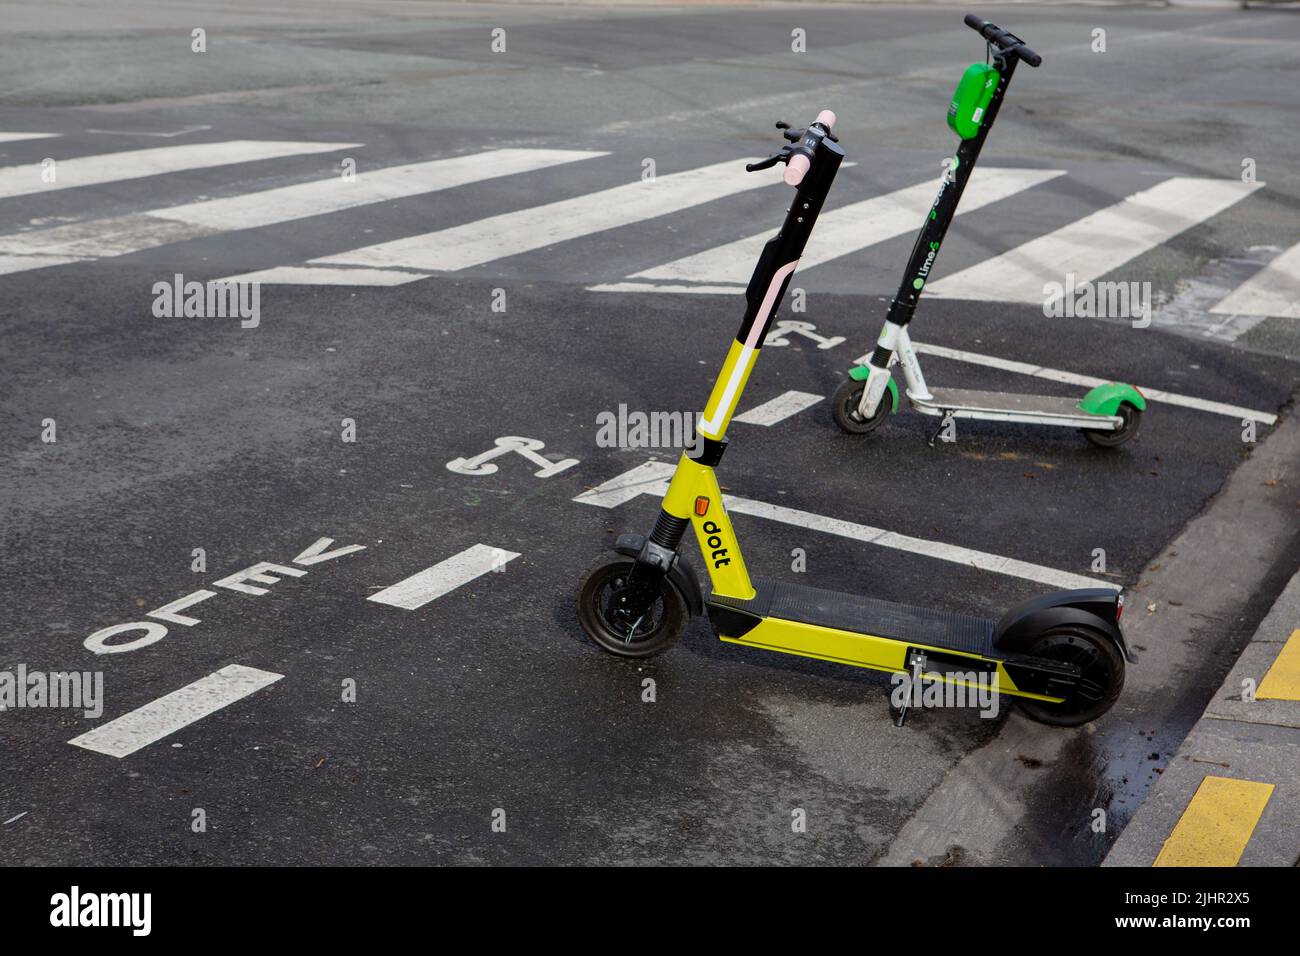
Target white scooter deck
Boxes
[912,387,1121,430]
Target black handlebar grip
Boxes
[964,13,1041,67]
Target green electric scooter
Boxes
[832,15,1146,448]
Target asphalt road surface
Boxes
[1,2,1298,865]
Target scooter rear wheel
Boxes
[576,555,688,658]
[1015,625,1125,726]
[832,378,890,434]
[1082,402,1141,448]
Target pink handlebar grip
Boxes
[784,153,811,186]
[815,109,837,131]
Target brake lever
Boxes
[773,120,801,143]
[745,150,787,173]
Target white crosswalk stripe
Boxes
[1209,241,1300,319]
[0,132,59,144]
[926,177,1262,302]
[589,167,1063,292]
[227,158,779,284]
[230,265,425,286]
[0,139,358,200]
[0,148,602,277]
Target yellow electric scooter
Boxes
[576,109,1132,726]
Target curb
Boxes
[1104,569,1300,866]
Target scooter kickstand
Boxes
[926,412,953,448]
[893,696,910,728]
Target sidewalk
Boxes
[1105,569,1300,866]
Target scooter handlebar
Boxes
[784,154,811,186]
[964,14,1042,67]
[782,109,837,186]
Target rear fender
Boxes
[993,588,1135,663]
[1079,382,1145,417]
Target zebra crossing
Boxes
[590,166,1064,293]
[0,146,601,277]
[924,177,1263,303]
[0,131,1294,324]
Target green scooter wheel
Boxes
[1015,625,1125,726]
[832,378,890,435]
[576,556,687,658]
[1082,402,1141,448]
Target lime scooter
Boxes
[577,110,1132,726]
[832,15,1146,448]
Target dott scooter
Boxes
[577,109,1132,726]
[833,15,1145,448]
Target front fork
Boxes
[855,322,933,417]
[613,449,753,624]
[611,511,688,632]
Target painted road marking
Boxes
[574,461,1115,591]
[572,460,675,508]
[890,342,1278,426]
[166,149,601,232]
[224,265,426,286]
[0,132,59,144]
[0,149,602,277]
[300,158,778,274]
[1210,241,1300,319]
[588,167,1062,292]
[764,320,844,349]
[589,282,745,295]
[84,536,367,656]
[0,140,359,200]
[367,545,521,610]
[68,665,283,759]
[1257,629,1300,701]
[926,177,1261,302]
[733,390,823,426]
[1153,776,1274,867]
[446,435,579,478]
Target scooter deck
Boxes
[710,579,997,656]
[913,387,1118,428]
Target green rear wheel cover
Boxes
[1078,382,1145,416]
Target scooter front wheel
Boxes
[1082,402,1141,448]
[832,378,890,434]
[576,555,688,658]
[1015,625,1125,726]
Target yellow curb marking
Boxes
[1154,776,1274,867]
[1257,629,1300,701]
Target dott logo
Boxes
[701,520,731,568]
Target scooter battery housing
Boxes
[947,63,1000,139]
